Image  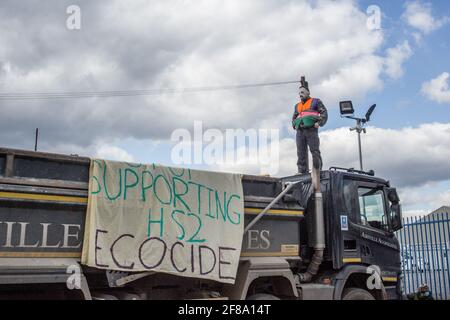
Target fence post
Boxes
[445,212,450,299]
[406,216,414,293]
[418,213,429,291]
[431,213,443,299]
[437,213,448,299]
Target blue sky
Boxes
[335,1,450,130]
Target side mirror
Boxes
[390,203,403,232]
[387,187,402,231]
[387,187,400,203]
[339,101,354,116]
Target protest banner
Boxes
[81,160,244,284]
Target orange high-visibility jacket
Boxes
[296,98,320,117]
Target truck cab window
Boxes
[357,187,387,231]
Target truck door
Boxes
[342,179,400,264]
[352,182,401,276]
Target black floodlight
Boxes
[339,100,354,116]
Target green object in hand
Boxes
[293,115,320,129]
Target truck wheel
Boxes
[247,293,280,300]
[342,288,375,300]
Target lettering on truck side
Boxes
[0,221,81,249]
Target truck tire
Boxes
[342,288,375,300]
[247,293,280,300]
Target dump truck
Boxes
[0,147,403,300]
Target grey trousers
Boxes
[296,127,322,174]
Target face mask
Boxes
[299,87,310,101]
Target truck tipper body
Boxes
[0,147,403,300]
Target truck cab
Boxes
[283,167,403,299]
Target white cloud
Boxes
[155,0,385,109]
[319,55,384,101]
[0,0,387,149]
[421,72,450,104]
[384,41,412,79]
[402,209,429,218]
[321,123,450,189]
[399,185,450,218]
[400,184,450,212]
[95,144,135,162]
[403,1,449,34]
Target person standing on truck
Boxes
[292,77,328,174]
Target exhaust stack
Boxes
[297,166,325,283]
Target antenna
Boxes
[34,128,39,152]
